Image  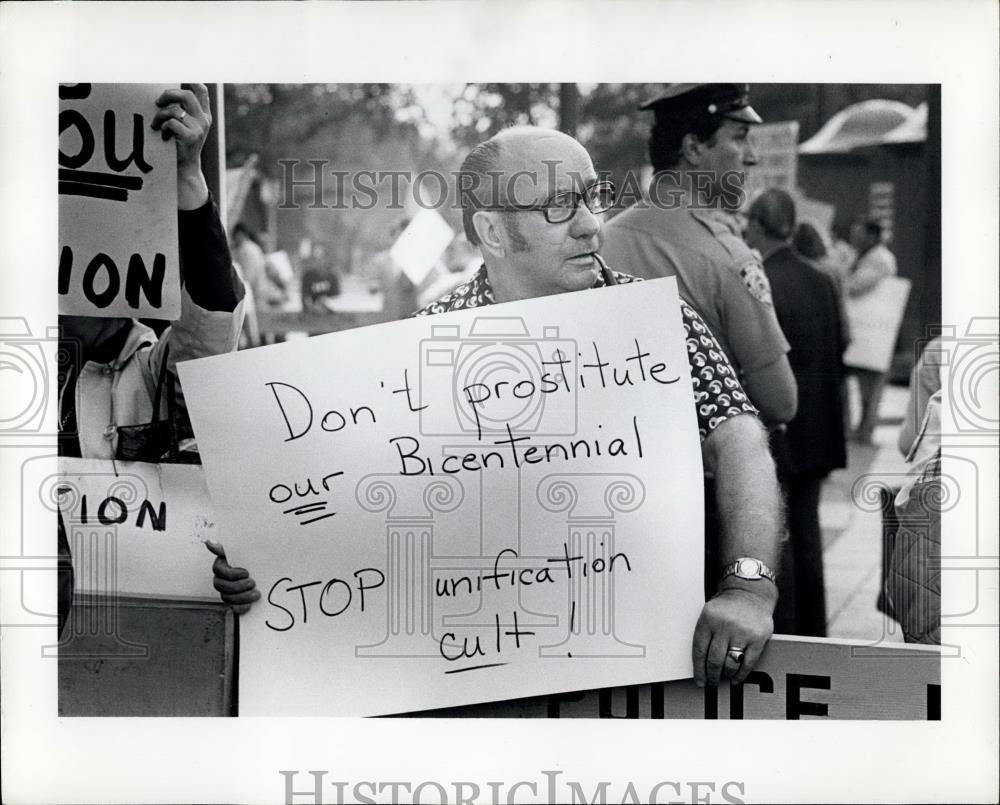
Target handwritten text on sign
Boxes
[50,458,218,600]
[181,278,705,716]
[59,84,180,319]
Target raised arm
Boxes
[145,83,245,423]
[151,82,240,313]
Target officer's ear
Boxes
[680,132,706,166]
[472,210,506,258]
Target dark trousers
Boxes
[774,474,828,637]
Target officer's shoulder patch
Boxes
[737,258,774,305]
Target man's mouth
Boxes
[566,251,597,265]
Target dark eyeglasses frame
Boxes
[479,180,617,225]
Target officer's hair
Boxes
[749,188,797,241]
[459,138,504,246]
[649,113,723,172]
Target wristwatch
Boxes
[721,557,777,584]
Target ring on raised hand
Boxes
[177,107,187,121]
[726,646,746,664]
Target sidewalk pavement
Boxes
[821,383,909,641]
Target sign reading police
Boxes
[58,84,181,319]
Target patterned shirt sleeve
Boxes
[680,299,759,440]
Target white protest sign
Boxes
[389,207,455,286]
[843,276,912,372]
[792,191,837,236]
[51,458,217,600]
[59,83,180,319]
[745,121,800,203]
[180,277,705,716]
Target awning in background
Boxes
[799,100,927,154]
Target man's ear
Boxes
[680,132,704,166]
[472,210,505,258]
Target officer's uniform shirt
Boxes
[602,200,790,378]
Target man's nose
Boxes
[743,140,759,166]
[571,203,602,239]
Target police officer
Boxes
[602,83,797,428]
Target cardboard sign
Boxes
[59,83,180,318]
[745,121,801,202]
[843,276,912,372]
[389,208,455,286]
[53,458,218,600]
[793,192,837,236]
[423,636,941,720]
[180,277,705,716]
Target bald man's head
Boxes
[455,126,605,302]
[458,127,594,246]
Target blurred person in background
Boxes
[301,242,342,312]
[793,220,852,437]
[745,189,848,637]
[846,216,898,443]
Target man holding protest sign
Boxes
[429,127,782,687]
[216,127,783,689]
[57,83,245,631]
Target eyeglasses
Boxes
[486,180,617,224]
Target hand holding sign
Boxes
[206,540,261,615]
[151,83,213,211]
[693,583,775,687]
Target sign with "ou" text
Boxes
[59,83,181,319]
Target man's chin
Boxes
[561,259,599,289]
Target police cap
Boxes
[640,83,763,125]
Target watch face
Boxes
[737,558,760,578]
